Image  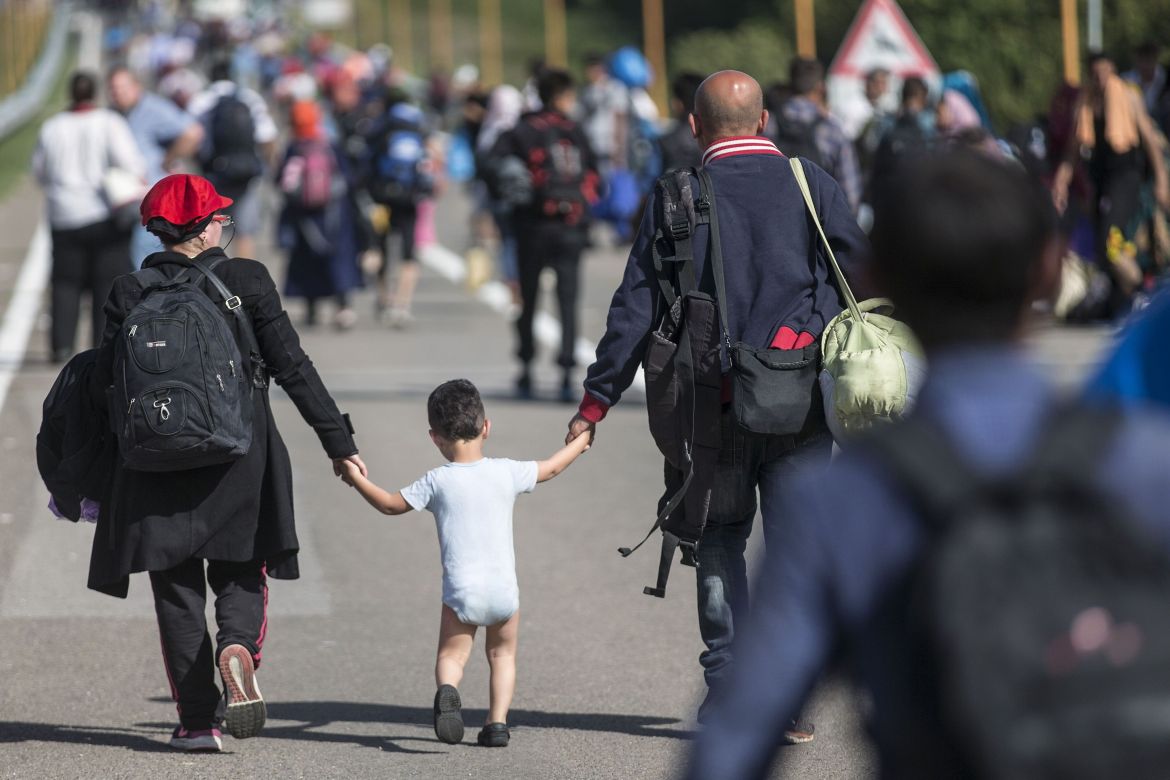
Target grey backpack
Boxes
[111,257,263,471]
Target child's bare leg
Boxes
[436,604,476,688]
[485,611,520,724]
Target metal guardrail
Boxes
[0,2,71,142]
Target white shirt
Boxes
[401,458,538,625]
[32,107,147,230]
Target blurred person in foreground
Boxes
[107,65,205,268]
[658,72,705,173]
[687,152,1170,779]
[33,70,147,363]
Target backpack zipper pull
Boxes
[216,373,225,392]
[228,359,236,377]
[128,324,138,337]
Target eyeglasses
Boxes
[212,215,234,227]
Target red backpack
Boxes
[281,141,336,210]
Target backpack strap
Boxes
[650,168,702,310]
[188,256,263,361]
[696,167,733,355]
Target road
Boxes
[0,175,1110,779]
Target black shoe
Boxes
[433,684,464,744]
[515,372,534,401]
[477,722,510,747]
[558,374,576,404]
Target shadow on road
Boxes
[0,722,174,753]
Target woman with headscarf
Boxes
[88,173,365,751]
[276,100,362,328]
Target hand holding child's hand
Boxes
[339,460,361,487]
[566,414,596,447]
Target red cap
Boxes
[140,174,233,227]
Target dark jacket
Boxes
[87,248,357,597]
[489,109,600,230]
[581,140,868,417]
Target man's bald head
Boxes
[691,70,767,144]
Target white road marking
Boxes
[0,222,49,416]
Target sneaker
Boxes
[433,684,465,744]
[784,719,815,744]
[168,726,223,752]
[333,307,358,331]
[388,307,413,330]
[477,722,510,747]
[218,644,266,739]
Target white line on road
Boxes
[0,221,49,416]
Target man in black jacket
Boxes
[491,69,599,401]
[565,71,867,741]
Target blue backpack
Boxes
[370,102,435,207]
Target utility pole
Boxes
[429,0,453,72]
[1061,0,1080,85]
[642,0,668,115]
[544,0,567,69]
[1087,0,1102,52]
[795,0,816,58]
[479,0,503,86]
[390,0,414,74]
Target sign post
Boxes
[479,0,503,86]
[544,0,567,68]
[795,0,816,58]
[390,0,414,73]
[642,0,668,115]
[429,0,454,71]
[1062,0,1081,86]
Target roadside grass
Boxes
[0,41,75,201]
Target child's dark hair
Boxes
[428,380,486,441]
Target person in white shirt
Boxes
[32,71,147,363]
[339,379,592,748]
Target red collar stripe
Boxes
[702,136,784,165]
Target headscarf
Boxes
[476,85,523,154]
[938,89,981,136]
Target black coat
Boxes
[88,248,357,597]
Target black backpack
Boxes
[621,168,724,598]
[871,409,1170,779]
[527,119,591,226]
[203,91,262,186]
[111,257,265,472]
[773,113,825,169]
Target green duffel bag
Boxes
[790,158,926,444]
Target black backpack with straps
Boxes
[869,408,1170,779]
[622,167,723,597]
[111,257,266,472]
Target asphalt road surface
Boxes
[0,178,1110,779]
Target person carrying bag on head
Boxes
[565,71,868,742]
[87,174,366,753]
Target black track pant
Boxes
[516,225,586,369]
[150,558,268,730]
[49,218,131,356]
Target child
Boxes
[339,378,591,747]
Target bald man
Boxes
[567,71,868,741]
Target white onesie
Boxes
[401,458,538,626]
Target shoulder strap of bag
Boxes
[188,256,262,358]
[789,157,863,324]
[696,167,732,351]
[650,168,700,308]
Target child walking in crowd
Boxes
[339,379,591,747]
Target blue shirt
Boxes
[780,96,862,214]
[124,92,197,183]
[687,348,1170,779]
[1085,289,1170,407]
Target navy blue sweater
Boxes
[580,138,869,419]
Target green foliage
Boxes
[668,19,794,88]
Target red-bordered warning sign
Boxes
[829,0,939,79]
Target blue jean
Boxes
[696,409,833,694]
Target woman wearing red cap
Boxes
[88,173,366,752]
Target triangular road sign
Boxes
[829,0,939,79]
